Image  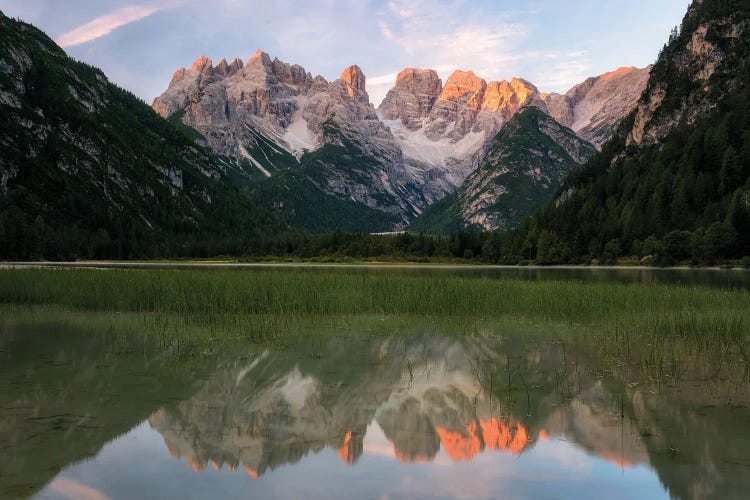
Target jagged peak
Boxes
[340,65,366,93]
[312,74,329,85]
[445,70,485,85]
[229,57,244,72]
[215,58,230,74]
[190,55,213,72]
[271,57,312,86]
[171,67,186,82]
[440,70,487,101]
[510,77,538,92]
[480,78,540,113]
[247,49,272,67]
[395,67,440,84]
[485,78,537,93]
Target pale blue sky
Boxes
[2,0,691,105]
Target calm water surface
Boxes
[1,268,749,499]
[7,262,750,289]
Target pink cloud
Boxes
[56,4,166,48]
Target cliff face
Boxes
[377,67,647,204]
[378,68,443,130]
[542,66,652,148]
[626,2,750,148]
[378,71,547,202]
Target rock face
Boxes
[153,51,426,223]
[153,50,316,163]
[378,68,442,130]
[626,3,749,148]
[542,66,652,148]
[410,107,597,233]
[377,65,642,203]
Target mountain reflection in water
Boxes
[142,333,661,489]
[2,321,749,499]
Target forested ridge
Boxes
[0,11,284,260]
[501,0,750,265]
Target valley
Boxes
[2,3,750,497]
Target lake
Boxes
[1,266,749,499]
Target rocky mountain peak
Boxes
[229,57,244,73]
[482,78,540,115]
[215,58,230,75]
[439,70,487,106]
[272,58,312,87]
[170,67,186,83]
[190,55,213,74]
[395,68,442,88]
[247,49,272,68]
[378,69,550,200]
[543,65,651,148]
[153,51,425,223]
[378,68,442,128]
[165,55,216,89]
[213,57,244,77]
[510,78,539,99]
[340,65,367,96]
[153,43,656,231]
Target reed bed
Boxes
[0,268,746,320]
[2,267,748,388]
[0,268,748,351]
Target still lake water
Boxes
[1,266,749,499]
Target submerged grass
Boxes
[1,267,748,390]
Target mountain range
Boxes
[1,0,748,262]
[152,53,649,233]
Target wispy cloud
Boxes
[365,0,597,102]
[379,0,528,71]
[56,3,172,48]
[533,51,593,91]
[2,0,678,103]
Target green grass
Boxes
[1,268,748,337]
[2,267,747,383]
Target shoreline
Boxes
[1,261,748,272]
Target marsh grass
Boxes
[1,268,747,320]
[1,268,748,380]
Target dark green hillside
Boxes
[411,107,596,235]
[407,192,464,236]
[246,119,404,233]
[0,11,283,260]
[505,0,750,265]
